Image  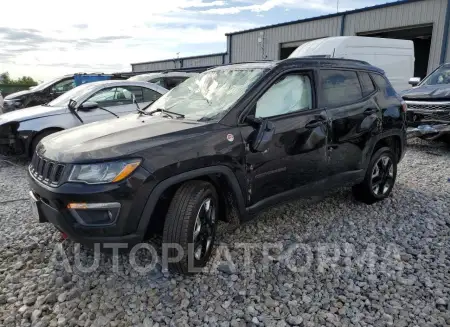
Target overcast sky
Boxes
[0,0,397,81]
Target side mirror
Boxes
[409,77,421,87]
[246,115,275,153]
[78,101,99,111]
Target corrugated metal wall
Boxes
[230,16,342,63]
[132,53,225,73]
[132,0,450,73]
[183,54,224,68]
[344,0,448,73]
[132,60,180,73]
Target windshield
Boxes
[47,83,100,107]
[128,74,158,82]
[421,64,450,86]
[145,68,265,120]
[32,76,66,92]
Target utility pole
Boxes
[337,0,339,12]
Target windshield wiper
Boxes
[135,101,154,116]
[147,108,185,118]
[133,96,157,116]
[97,106,119,118]
[131,95,185,118]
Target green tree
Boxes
[0,72,38,86]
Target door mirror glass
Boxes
[247,116,276,152]
[409,77,421,86]
[78,101,98,111]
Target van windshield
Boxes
[145,68,265,121]
[421,64,450,86]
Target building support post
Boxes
[340,14,346,36]
[440,0,450,63]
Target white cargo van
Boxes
[289,36,414,92]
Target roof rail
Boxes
[286,56,372,66]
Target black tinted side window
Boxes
[371,74,397,99]
[359,72,375,96]
[320,70,363,107]
[166,77,187,89]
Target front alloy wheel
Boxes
[193,198,216,261]
[163,181,218,274]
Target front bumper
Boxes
[2,100,20,113]
[28,164,155,247]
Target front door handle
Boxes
[305,119,326,129]
[364,108,378,115]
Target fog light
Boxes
[67,202,121,226]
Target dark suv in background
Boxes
[2,73,128,113]
[28,58,406,274]
[403,63,450,143]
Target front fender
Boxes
[16,116,80,153]
[136,165,247,237]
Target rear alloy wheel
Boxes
[370,156,395,196]
[163,181,218,274]
[353,147,397,204]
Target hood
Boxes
[38,113,213,162]
[4,90,33,100]
[0,105,67,123]
[401,84,450,101]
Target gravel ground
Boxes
[0,139,449,327]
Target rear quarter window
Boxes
[359,72,376,97]
[319,70,363,107]
[371,74,397,98]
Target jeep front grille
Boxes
[30,153,66,186]
[406,101,450,123]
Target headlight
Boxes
[68,159,141,184]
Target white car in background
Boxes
[0,80,168,157]
[128,72,197,90]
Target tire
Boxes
[352,147,397,205]
[441,134,450,145]
[30,129,61,158]
[163,180,219,274]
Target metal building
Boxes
[131,0,450,78]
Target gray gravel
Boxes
[1,139,449,327]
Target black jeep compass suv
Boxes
[28,58,407,274]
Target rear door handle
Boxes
[305,119,326,129]
[364,108,378,115]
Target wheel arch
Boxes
[363,131,405,170]
[373,134,403,162]
[29,127,64,157]
[138,166,247,238]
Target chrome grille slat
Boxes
[406,101,450,123]
[30,152,65,187]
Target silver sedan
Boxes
[0,80,168,157]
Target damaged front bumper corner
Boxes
[405,101,450,139]
[0,125,26,156]
[407,124,450,139]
